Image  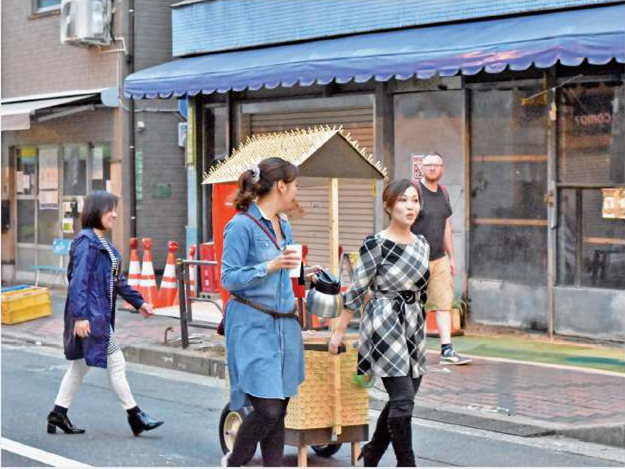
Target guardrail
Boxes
[175,258,223,349]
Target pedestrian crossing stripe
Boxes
[1,437,92,468]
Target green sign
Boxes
[135,150,143,201]
[154,183,172,199]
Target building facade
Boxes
[126,0,625,340]
[1,0,187,283]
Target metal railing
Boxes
[175,258,223,349]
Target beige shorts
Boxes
[426,256,453,311]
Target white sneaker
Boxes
[440,350,472,365]
[221,452,231,467]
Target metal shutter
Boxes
[249,106,375,268]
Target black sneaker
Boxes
[440,349,472,365]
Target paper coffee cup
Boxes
[286,244,303,278]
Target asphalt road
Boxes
[2,343,623,467]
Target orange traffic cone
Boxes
[124,238,141,310]
[138,238,159,307]
[158,241,179,308]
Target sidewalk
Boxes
[2,288,624,448]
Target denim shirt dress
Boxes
[221,203,305,410]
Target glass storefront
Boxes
[557,81,625,289]
[12,143,112,275]
[469,84,549,284]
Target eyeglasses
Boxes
[423,164,443,169]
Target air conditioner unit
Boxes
[60,0,112,47]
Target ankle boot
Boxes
[358,402,391,466]
[47,411,85,434]
[387,416,416,467]
[127,410,164,436]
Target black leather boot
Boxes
[358,402,391,467]
[387,416,416,467]
[47,411,85,434]
[127,410,164,436]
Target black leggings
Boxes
[381,376,422,418]
[228,395,290,467]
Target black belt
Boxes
[230,294,300,323]
[373,290,417,305]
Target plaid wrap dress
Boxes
[342,233,430,378]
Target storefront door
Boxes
[553,79,625,339]
[467,83,550,329]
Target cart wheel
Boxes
[311,443,343,457]
[218,403,253,459]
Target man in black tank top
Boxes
[411,153,471,365]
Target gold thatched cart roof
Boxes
[202,126,387,185]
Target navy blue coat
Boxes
[63,229,144,368]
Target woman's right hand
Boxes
[266,247,301,273]
[328,329,345,355]
[73,319,91,338]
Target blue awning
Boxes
[125,5,625,99]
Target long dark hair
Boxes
[233,157,298,211]
[382,179,419,217]
[81,191,118,229]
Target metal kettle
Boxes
[306,270,342,319]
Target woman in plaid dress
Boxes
[329,179,430,467]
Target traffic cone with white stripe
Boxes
[158,241,179,308]
[138,238,159,307]
[124,238,141,310]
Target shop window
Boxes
[35,0,60,12]
[16,146,37,196]
[63,145,88,196]
[91,143,112,191]
[16,146,37,245]
[557,82,625,289]
[17,200,35,244]
[469,86,548,284]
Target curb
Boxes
[2,330,63,349]
[556,423,625,449]
[123,343,226,379]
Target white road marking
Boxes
[1,437,92,467]
[425,349,625,377]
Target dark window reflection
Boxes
[63,145,87,196]
[17,200,35,243]
[557,82,625,289]
[557,188,625,289]
[470,86,548,284]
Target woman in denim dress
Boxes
[221,157,321,467]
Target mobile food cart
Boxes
[202,126,387,467]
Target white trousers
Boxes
[54,349,137,410]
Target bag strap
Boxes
[240,212,282,251]
[440,184,451,204]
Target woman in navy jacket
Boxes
[47,191,164,437]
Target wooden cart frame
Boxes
[198,126,387,466]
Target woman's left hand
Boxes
[138,303,154,318]
[305,265,323,282]
[329,329,345,355]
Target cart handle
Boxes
[304,343,346,354]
